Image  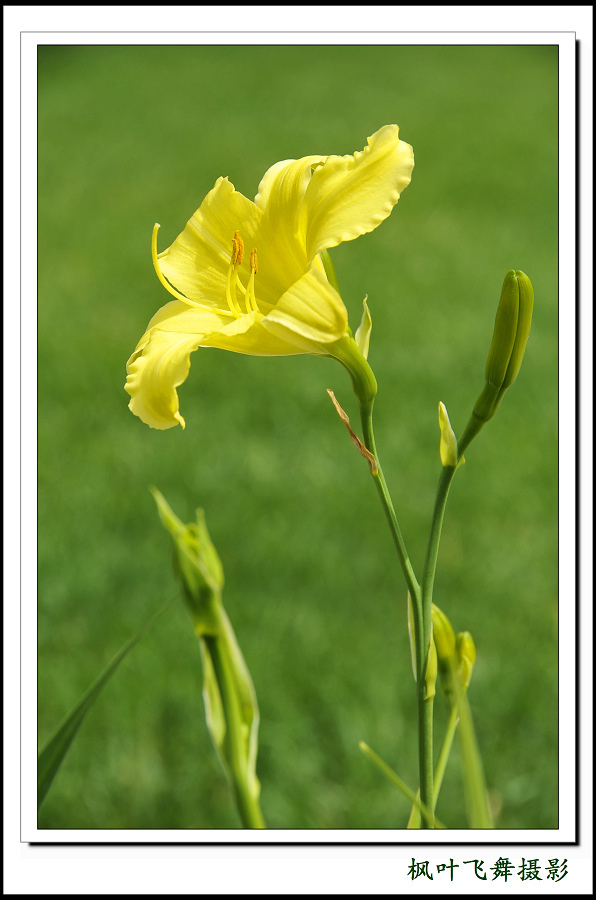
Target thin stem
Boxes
[357,400,439,827]
[407,703,459,827]
[358,401,421,608]
[415,465,457,824]
[421,468,455,640]
[206,636,265,829]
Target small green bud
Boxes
[431,603,456,676]
[455,631,476,690]
[424,636,438,700]
[354,296,372,360]
[431,604,458,703]
[438,401,458,468]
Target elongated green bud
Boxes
[460,270,534,455]
[455,631,476,690]
[493,270,534,412]
[151,488,264,827]
[485,271,520,388]
[431,604,457,702]
[475,270,534,422]
[473,270,518,421]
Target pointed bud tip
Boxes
[354,295,372,360]
[438,401,458,468]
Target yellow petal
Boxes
[148,301,305,357]
[262,261,348,351]
[125,301,229,429]
[200,311,305,357]
[158,177,263,306]
[254,154,324,236]
[253,155,326,287]
[303,124,414,259]
[125,300,305,430]
[125,325,203,430]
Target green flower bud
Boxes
[473,270,534,423]
[151,487,224,633]
[496,270,534,395]
[431,603,456,676]
[485,270,520,389]
[424,636,438,700]
[354,296,372,360]
[455,631,476,690]
[431,604,458,703]
[459,270,534,456]
[152,488,263,826]
[438,401,458,468]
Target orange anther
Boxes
[250,247,258,274]
[232,231,244,266]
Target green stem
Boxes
[358,401,421,608]
[357,400,439,826]
[418,690,435,826]
[407,703,459,827]
[206,635,265,829]
[421,468,455,637]
[416,465,456,823]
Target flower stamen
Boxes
[243,248,259,313]
[225,231,246,318]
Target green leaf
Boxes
[37,599,173,811]
[453,678,493,828]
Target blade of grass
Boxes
[38,596,176,810]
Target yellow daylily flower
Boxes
[125,124,414,429]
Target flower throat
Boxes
[151,223,259,320]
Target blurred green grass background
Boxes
[37,44,558,830]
